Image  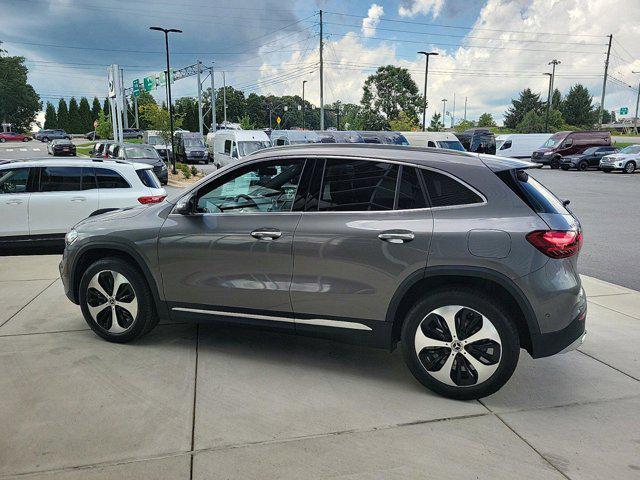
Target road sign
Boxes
[620,107,629,115]
[144,76,156,92]
[107,65,117,98]
[276,116,281,125]
[132,79,141,97]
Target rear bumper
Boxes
[529,302,587,358]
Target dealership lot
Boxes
[0,254,639,478]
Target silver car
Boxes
[60,144,586,399]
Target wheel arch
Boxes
[386,266,538,355]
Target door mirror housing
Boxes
[175,193,200,216]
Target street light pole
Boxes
[543,72,553,132]
[150,26,182,175]
[441,98,447,131]
[545,60,560,133]
[418,51,438,132]
[302,80,307,130]
[633,71,640,134]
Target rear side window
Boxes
[497,169,568,214]
[136,168,161,188]
[319,159,397,211]
[39,167,82,192]
[95,168,130,189]
[421,170,483,207]
[224,140,232,155]
[397,166,427,210]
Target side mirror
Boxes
[175,193,200,216]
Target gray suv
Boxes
[60,144,586,399]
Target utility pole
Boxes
[319,9,325,130]
[120,68,129,129]
[451,93,456,128]
[302,80,307,130]
[441,98,447,131]
[418,51,438,131]
[599,34,613,129]
[210,64,216,132]
[545,60,560,132]
[222,71,227,125]
[633,71,640,134]
[133,94,139,129]
[197,60,203,135]
[464,96,467,122]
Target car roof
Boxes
[0,157,152,170]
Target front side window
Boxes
[196,159,304,214]
[224,140,232,155]
[39,167,82,192]
[500,140,512,150]
[620,145,640,154]
[95,168,130,189]
[0,168,29,194]
[319,159,397,212]
[421,169,483,207]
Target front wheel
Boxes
[550,157,561,169]
[79,258,159,343]
[624,162,636,174]
[578,160,589,171]
[561,164,570,171]
[0,138,5,143]
[401,289,520,400]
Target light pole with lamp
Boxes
[441,98,447,131]
[418,51,438,132]
[302,80,307,129]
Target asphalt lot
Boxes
[0,255,639,478]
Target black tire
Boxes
[0,138,5,143]
[43,137,49,142]
[560,164,570,171]
[624,161,636,174]
[23,138,29,142]
[578,160,588,171]
[79,257,159,343]
[401,288,520,400]
[550,157,561,169]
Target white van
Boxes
[401,131,466,151]
[207,130,271,168]
[143,130,171,161]
[495,134,552,158]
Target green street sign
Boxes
[132,79,141,97]
[620,107,629,115]
[157,70,174,87]
[143,76,156,92]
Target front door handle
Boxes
[70,197,86,202]
[251,228,282,240]
[378,229,415,244]
[5,199,23,205]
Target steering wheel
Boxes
[234,194,258,209]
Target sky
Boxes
[2,0,640,127]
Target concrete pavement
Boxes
[1,255,639,479]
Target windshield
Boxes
[147,135,163,145]
[391,134,409,145]
[238,140,270,156]
[125,146,160,159]
[438,140,466,151]
[620,145,640,154]
[542,133,566,148]
[184,138,204,147]
[583,147,598,155]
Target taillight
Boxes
[526,230,582,259]
[138,195,166,204]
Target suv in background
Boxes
[561,146,618,171]
[60,144,586,400]
[123,129,143,139]
[108,142,168,185]
[35,129,71,142]
[175,132,208,164]
[455,128,496,154]
[532,131,611,168]
[599,144,640,173]
[90,140,117,159]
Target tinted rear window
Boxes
[95,168,130,189]
[421,170,483,207]
[497,169,569,214]
[136,168,161,188]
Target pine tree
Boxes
[102,98,110,117]
[91,97,102,124]
[504,89,543,129]
[44,102,57,129]
[57,98,69,132]
[78,97,92,133]
[68,97,80,133]
[551,88,562,110]
[561,84,596,128]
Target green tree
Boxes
[139,103,183,145]
[516,110,545,133]
[91,97,102,125]
[340,103,363,130]
[216,86,246,124]
[357,108,389,130]
[477,113,497,127]
[67,97,80,133]
[102,98,110,117]
[136,90,157,108]
[44,102,57,129]
[95,110,112,139]
[428,112,443,131]
[551,88,562,110]
[57,99,69,132]
[454,119,476,132]
[389,110,419,131]
[174,97,199,132]
[504,88,543,129]
[361,65,423,123]
[245,93,267,128]
[0,55,41,132]
[561,84,596,128]
[78,97,92,133]
[239,115,256,130]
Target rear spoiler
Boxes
[477,154,540,172]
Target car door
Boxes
[0,166,32,238]
[29,166,99,235]
[158,157,309,327]
[290,158,433,334]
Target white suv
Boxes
[0,158,166,244]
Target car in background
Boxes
[89,140,116,159]
[455,128,496,154]
[207,129,271,168]
[402,131,466,151]
[599,144,640,174]
[495,134,552,159]
[561,146,618,171]
[143,130,171,161]
[360,131,410,145]
[531,131,611,169]
[0,158,166,246]
[84,131,100,140]
[270,130,321,146]
[175,132,209,164]
[47,139,77,156]
[315,130,365,143]
[107,143,168,185]
[34,129,71,142]
[0,131,31,143]
[123,128,143,139]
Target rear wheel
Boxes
[578,160,589,171]
[401,289,520,400]
[624,161,636,174]
[0,138,5,143]
[561,164,570,171]
[550,157,561,169]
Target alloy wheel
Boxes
[625,162,635,174]
[414,305,502,387]
[86,270,138,333]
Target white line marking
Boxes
[19,148,27,151]
[6,149,13,152]
[32,148,41,151]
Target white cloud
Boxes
[398,0,445,18]
[362,4,384,38]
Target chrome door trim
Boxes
[295,318,372,331]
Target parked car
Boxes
[531,131,611,169]
[123,128,143,139]
[59,144,586,400]
[207,129,271,168]
[90,140,117,159]
[402,131,466,151]
[0,131,31,143]
[143,130,171,161]
[599,144,640,174]
[359,131,410,145]
[561,146,618,171]
[455,128,496,154]
[315,130,365,143]
[495,134,552,158]
[0,158,166,245]
[84,131,100,140]
[47,139,77,156]
[34,129,71,142]
[175,132,209,164]
[107,143,168,185]
[270,130,321,146]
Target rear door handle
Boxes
[378,230,415,244]
[251,228,282,240]
[70,197,86,202]
[5,199,23,205]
